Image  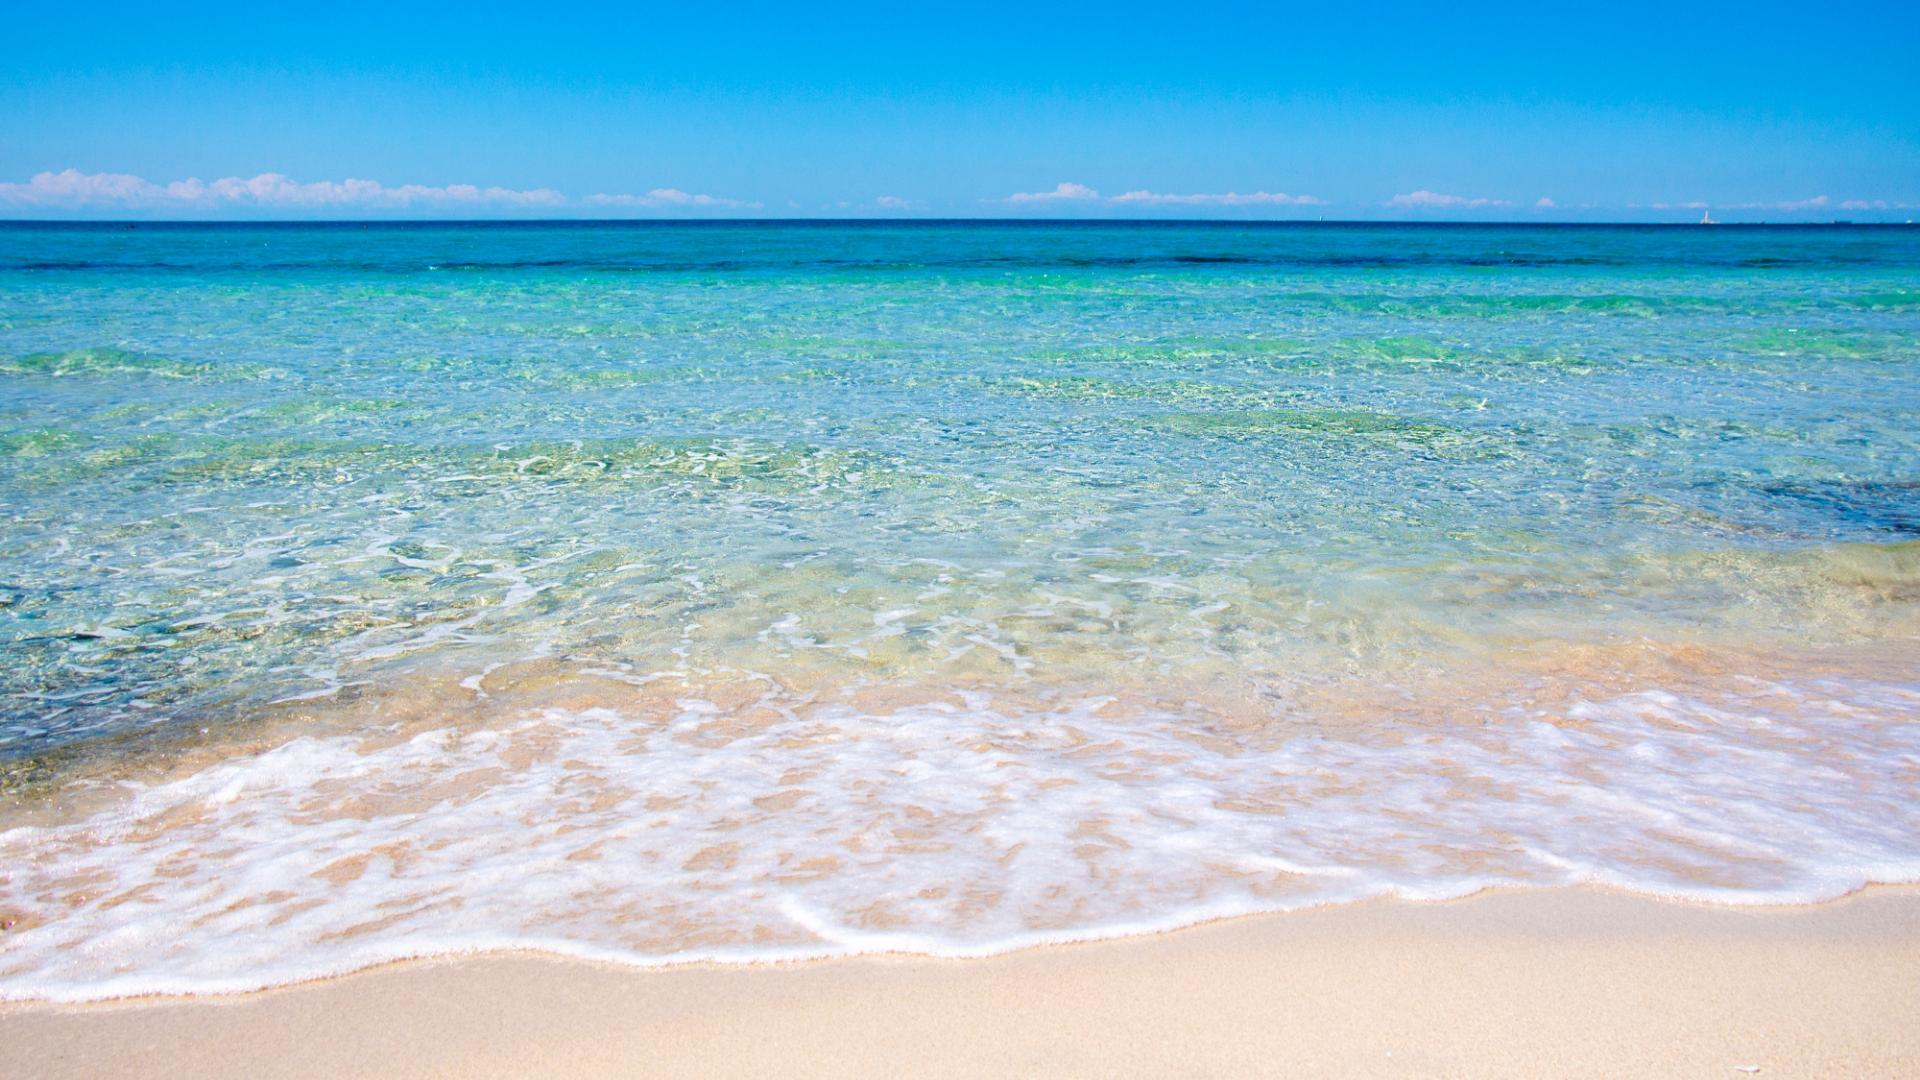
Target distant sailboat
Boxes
[1699,210,1718,225]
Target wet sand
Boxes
[4,886,1917,1078]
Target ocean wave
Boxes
[3,668,1916,1001]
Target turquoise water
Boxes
[4,222,1918,755]
[3,223,1919,997]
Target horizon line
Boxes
[1,217,1911,228]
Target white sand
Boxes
[5,887,1918,1078]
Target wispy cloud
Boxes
[1733,195,1832,211]
[1386,190,1512,209]
[584,188,760,210]
[0,169,769,215]
[1110,189,1324,206]
[1720,194,1907,212]
[1534,197,1557,209]
[873,195,917,210]
[0,169,565,210]
[1645,196,1908,213]
[1001,182,1324,208]
[1004,182,1102,204]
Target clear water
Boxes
[2,222,1918,998]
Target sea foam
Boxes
[4,675,1918,1001]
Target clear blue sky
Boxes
[3,0,1917,220]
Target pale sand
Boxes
[4,888,1917,1078]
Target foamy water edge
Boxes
[6,674,1918,1002]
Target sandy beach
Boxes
[5,886,1916,1078]
[8,8,1920,1078]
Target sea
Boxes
[1,220,1917,999]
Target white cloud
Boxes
[0,169,773,215]
[0,169,154,204]
[1728,195,1827,210]
[1834,199,1915,211]
[1645,196,1909,214]
[1005,182,1101,203]
[1109,190,1324,206]
[0,169,564,210]
[1001,183,1323,209]
[584,188,760,209]
[1386,190,1512,209]
[874,195,915,209]
[1534,197,1557,209]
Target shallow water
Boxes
[2,222,1918,998]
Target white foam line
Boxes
[3,678,1917,1002]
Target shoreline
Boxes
[6,645,1919,1003]
[6,886,1918,1077]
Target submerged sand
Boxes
[4,887,1917,1078]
